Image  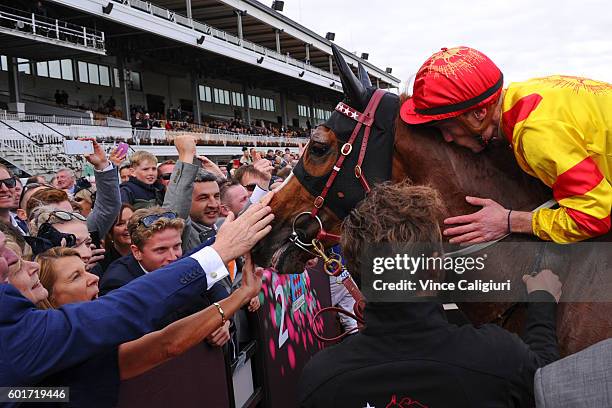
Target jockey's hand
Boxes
[443,196,509,244]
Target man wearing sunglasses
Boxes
[157,160,175,189]
[0,165,26,236]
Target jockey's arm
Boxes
[518,120,611,242]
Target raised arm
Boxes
[162,135,199,220]
[85,142,123,237]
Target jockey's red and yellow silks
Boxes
[502,75,612,242]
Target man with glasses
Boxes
[100,207,231,346]
[0,165,27,236]
[157,160,176,189]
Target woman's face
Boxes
[49,256,99,306]
[6,241,48,304]
[76,199,92,217]
[112,207,133,247]
[54,220,92,263]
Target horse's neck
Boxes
[392,123,551,218]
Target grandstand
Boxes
[0,0,399,177]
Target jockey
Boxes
[400,46,612,243]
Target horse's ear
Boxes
[357,62,372,88]
[331,43,368,109]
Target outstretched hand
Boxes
[443,196,510,244]
[212,191,274,263]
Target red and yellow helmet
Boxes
[400,46,503,125]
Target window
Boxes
[17,58,30,74]
[199,85,212,102]
[298,104,310,117]
[48,60,61,79]
[0,55,7,71]
[36,61,48,77]
[99,65,110,86]
[231,91,244,107]
[36,59,73,80]
[61,60,73,81]
[128,71,141,91]
[213,88,230,105]
[248,95,261,110]
[113,68,120,88]
[78,61,113,87]
[262,97,275,112]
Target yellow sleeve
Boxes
[516,120,612,243]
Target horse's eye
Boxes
[310,143,330,156]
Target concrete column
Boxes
[242,83,251,125]
[328,55,333,74]
[275,29,281,53]
[7,57,21,104]
[7,57,25,115]
[236,11,243,42]
[117,57,130,121]
[186,0,192,19]
[376,78,380,88]
[279,89,288,128]
[191,71,201,124]
[305,43,310,63]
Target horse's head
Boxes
[252,44,399,274]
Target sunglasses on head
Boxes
[45,210,87,224]
[159,173,172,181]
[244,183,257,192]
[0,178,16,189]
[139,211,178,228]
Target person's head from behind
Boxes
[55,168,75,190]
[119,161,132,183]
[157,160,175,188]
[29,205,92,263]
[37,247,99,309]
[0,164,16,212]
[219,180,248,217]
[128,207,184,272]
[129,151,158,185]
[27,175,47,185]
[105,204,134,253]
[74,187,96,217]
[190,170,220,227]
[26,188,72,219]
[400,46,504,153]
[0,226,48,304]
[341,181,445,295]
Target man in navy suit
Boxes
[0,193,274,386]
[100,207,230,344]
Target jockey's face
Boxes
[434,119,486,153]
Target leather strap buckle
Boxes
[340,143,352,156]
[314,196,324,208]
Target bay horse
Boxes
[252,44,612,356]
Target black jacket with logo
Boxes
[299,292,558,408]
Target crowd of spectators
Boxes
[1,132,606,407]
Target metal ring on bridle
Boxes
[290,212,323,248]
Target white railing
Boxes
[0,111,96,126]
[111,0,341,86]
[0,4,105,52]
